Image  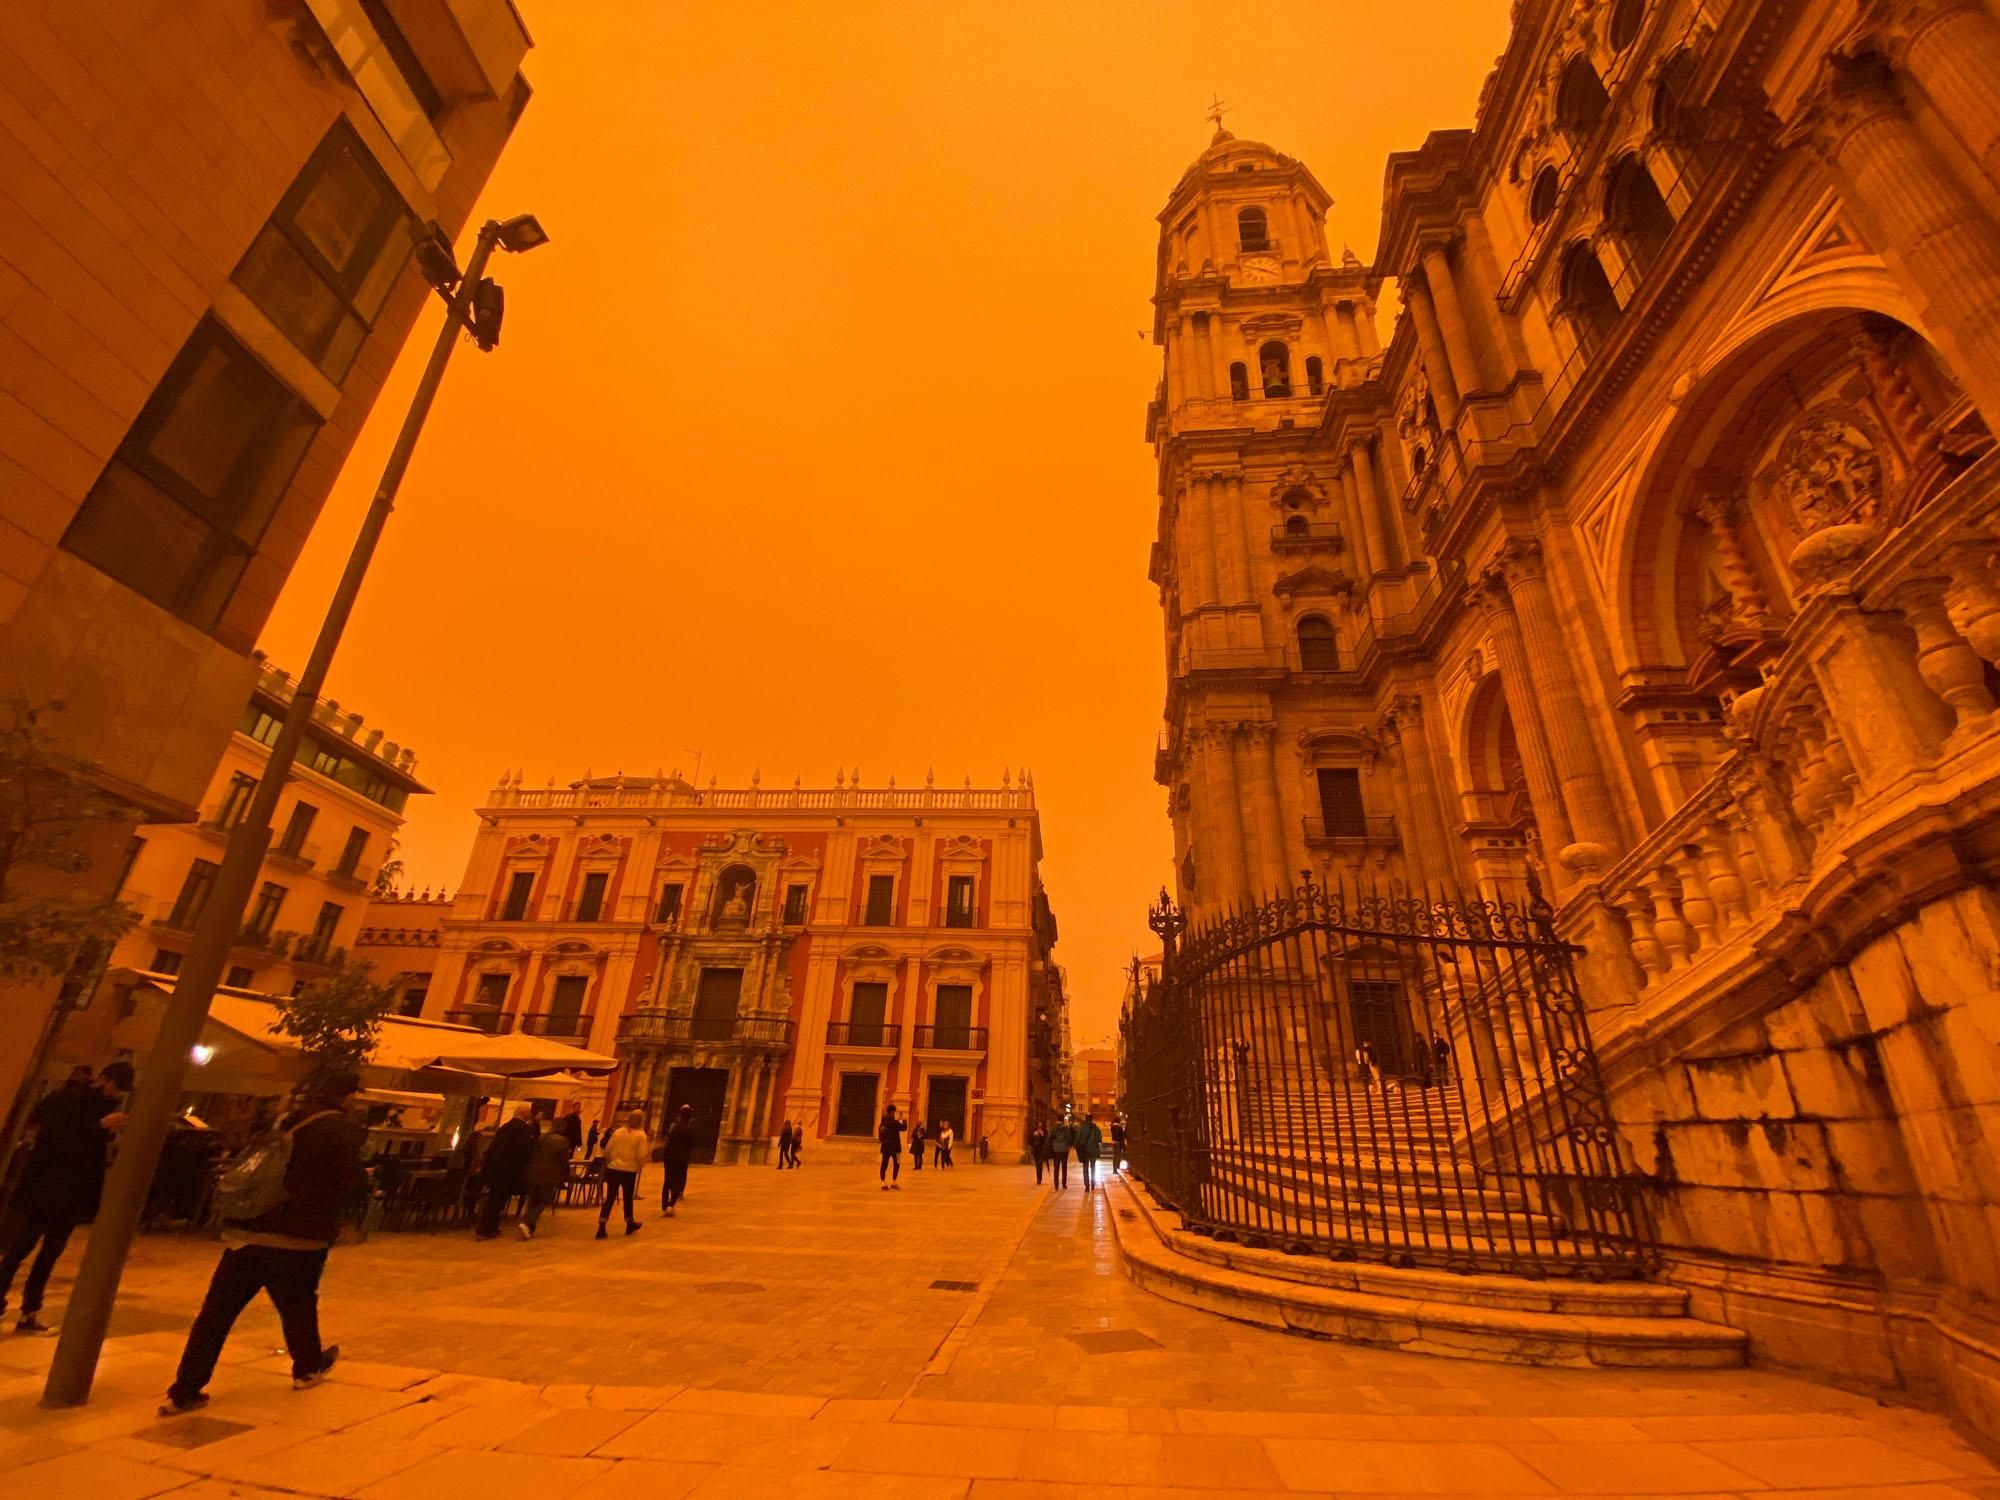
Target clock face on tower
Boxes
[1238,253,1281,283]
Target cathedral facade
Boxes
[1149,0,2000,1436]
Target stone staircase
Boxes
[1107,1173,1748,1369]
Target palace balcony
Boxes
[825,1021,899,1048]
[914,1025,988,1052]
[445,1008,510,1034]
[1303,814,1399,848]
[616,1010,793,1048]
[516,1011,596,1044]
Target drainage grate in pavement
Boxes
[929,1279,980,1292]
[693,1281,768,1295]
[1069,1328,1163,1354]
[133,1415,255,1449]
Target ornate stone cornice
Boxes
[1787,48,1906,163]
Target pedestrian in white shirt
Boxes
[596,1111,648,1240]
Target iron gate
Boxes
[1120,871,1653,1278]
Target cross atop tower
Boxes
[1206,94,1230,138]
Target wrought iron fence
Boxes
[1121,872,1653,1278]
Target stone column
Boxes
[1393,694,1463,888]
[1206,473,1249,606]
[1240,723,1290,898]
[1809,49,2000,423]
[1338,461,1374,577]
[1179,478,1218,609]
[1200,723,1254,910]
[1469,568,1574,852]
[1228,471,1261,606]
[1404,279,1461,420]
[1496,540,1625,855]
[1348,435,1397,573]
[1419,240,1485,406]
[1878,0,2000,188]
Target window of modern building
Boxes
[1305,355,1324,396]
[335,826,369,878]
[225,965,255,989]
[152,948,184,976]
[301,900,342,961]
[1317,767,1368,837]
[1297,615,1339,671]
[944,875,976,928]
[1237,205,1270,251]
[232,120,417,382]
[474,972,510,1009]
[575,870,609,922]
[278,801,318,858]
[1229,362,1250,401]
[356,0,444,116]
[783,883,809,924]
[170,859,220,929]
[61,318,321,633]
[835,1073,879,1136]
[1259,341,1292,398]
[302,737,409,812]
[244,881,287,937]
[215,772,258,829]
[398,983,428,1018]
[501,870,536,921]
[655,881,684,923]
[864,874,896,926]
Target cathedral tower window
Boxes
[1237,206,1270,252]
[1529,166,1561,226]
[1604,153,1676,274]
[1297,614,1339,671]
[1652,49,1699,140]
[1559,242,1622,351]
[1556,56,1610,136]
[1284,514,1311,538]
[1259,341,1292,398]
[1305,355,1325,395]
[1608,0,1644,51]
[1229,362,1250,401]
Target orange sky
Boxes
[259,1,1512,1048]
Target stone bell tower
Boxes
[1148,121,1381,915]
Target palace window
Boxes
[850,981,889,1043]
[1317,768,1368,838]
[1603,154,1676,274]
[398,983,428,1018]
[474,972,510,1010]
[232,119,417,381]
[1297,615,1339,671]
[945,874,976,928]
[501,870,536,921]
[1556,55,1610,135]
[574,870,608,922]
[1237,206,1270,252]
[783,883,809,925]
[548,974,589,1029]
[864,875,896,927]
[655,881,684,924]
[1559,242,1623,350]
[61,318,320,633]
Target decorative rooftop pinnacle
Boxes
[1206,93,1232,143]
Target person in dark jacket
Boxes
[476,1104,539,1240]
[520,1123,574,1238]
[1028,1121,1049,1183]
[659,1104,698,1215]
[877,1105,905,1189]
[556,1106,585,1152]
[776,1120,794,1169]
[161,1070,366,1415]
[1045,1117,1074,1191]
[585,1118,601,1157]
[0,1059,131,1332]
[909,1119,926,1171]
[1073,1112,1104,1191]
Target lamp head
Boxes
[495,214,550,253]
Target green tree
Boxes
[0,696,138,981]
[272,955,395,1088]
[370,838,404,896]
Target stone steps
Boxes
[1108,1174,1748,1369]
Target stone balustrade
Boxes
[487,779,1037,811]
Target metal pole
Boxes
[42,223,504,1406]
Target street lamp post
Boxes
[42,213,546,1407]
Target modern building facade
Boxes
[0,0,532,1110]
[1070,1044,1119,1121]
[1147,0,2000,1439]
[412,772,1059,1162]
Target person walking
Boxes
[1028,1121,1048,1184]
[597,1110,648,1239]
[1431,1033,1452,1087]
[776,1120,794,1169]
[877,1105,905,1190]
[1074,1111,1103,1191]
[1110,1116,1127,1171]
[910,1119,926,1171]
[520,1121,574,1238]
[1046,1115,1073,1191]
[556,1105,584,1153]
[160,1070,366,1414]
[0,1059,131,1333]
[659,1104,697,1216]
[937,1119,954,1168]
[585,1119,601,1157]
[1355,1040,1377,1089]
[475,1103,538,1240]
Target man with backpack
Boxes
[1073,1111,1104,1191]
[161,1070,367,1415]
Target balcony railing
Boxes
[616,1010,793,1048]
[825,1021,899,1048]
[1303,814,1398,846]
[516,1011,595,1042]
[914,1025,987,1051]
[445,1008,512,1035]
[1271,520,1342,551]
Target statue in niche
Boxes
[1773,411,1884,534]
[721,879,751,920]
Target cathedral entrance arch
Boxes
[664,1067,728,1162]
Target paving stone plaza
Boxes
[3,1164,1997,1498]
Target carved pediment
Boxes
[1274,565,1354,598]
[1268,465,1329,511]
[1238,311,1303,342]
[934,834,986,867]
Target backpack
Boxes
[214,1110,334,1224]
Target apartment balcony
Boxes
[269,840,320,872]
[516,1011,595,1043]
[1303,815,1399,848]
[914,1025,988,1052]
[232,927,293,958]
[825,1021,900,1049]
